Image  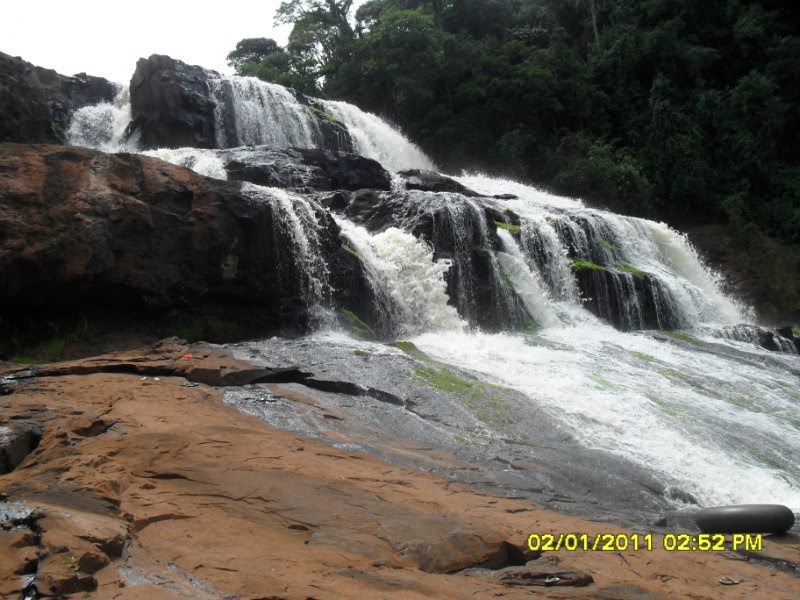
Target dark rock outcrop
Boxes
[128,54,354,154]
[294,97,355,155]
[572,266,676,330]
[343,189,531,330]
[703,324,799,354]
[222,146,391,192]
[0,144,373,333]
[0,51,116,144]
[397,169,480,196]
[128,54,218,149]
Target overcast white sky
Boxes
[1,1,294,83]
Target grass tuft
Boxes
[494,220,521,235]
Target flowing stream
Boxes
[67,71,800,515]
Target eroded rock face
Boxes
[128,54,217,149]
[0,144,371,332]
[222,146,391,192]
[0,51,116,144]
[0,423,41,474]
[397,169,480,196]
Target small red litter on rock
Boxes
[181,353,194,360]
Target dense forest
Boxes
[227,0,800,246]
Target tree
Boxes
[275,0,356,84]
[227,38,285,72]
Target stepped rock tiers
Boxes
[2,341,799,598]
[0,51,115,144]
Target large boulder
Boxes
[0,51,116,144]
[128,54,354,154]
[222,146,391,192]
[128,54,218,149]
[397,169,480,196]
[0,144,372,332]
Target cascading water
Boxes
[336,219,463,336]
[241,182,334,308]
[66,69,800,515]
[142,147,228,180]
[67,85,138,152]
[321,99,436,172]
[208,77,325,149]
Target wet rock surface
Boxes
[0,340,798,598]
[397,169,481,196]
[225,336,683,523]
[221,145,391,192]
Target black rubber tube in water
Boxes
[695,504,795,534]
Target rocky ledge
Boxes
[0,143,375,337]
[0,51,116,145]
[1,340,798,598]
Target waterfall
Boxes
[241,183,333,307]
[321,100,436,172]
[142,147,228,180]
[61,62,800,513]
[495,228,559,328]
[67,85,137,152]
[336,218,463,336]
[455,173,747,329]
[208,77,325,149]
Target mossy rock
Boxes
[618,264,649,276]
[390,340,428,359]
[167,314,240,342]
[341,308,375,340]
[308,105,348,132]
[494,220,521,235]
[660,330,701,344]
[571,259,606,271]
[571,259,649,277]
[341,244,359,258]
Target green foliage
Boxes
[235,0,800,250]
[65,555,79,572]
[8,315,94,364]
[571,259,648,276]
[341,243,359,258]
[49,121,65,142]
[168,315,239,342]
[308,105,347,130]
[227,38,284,71]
